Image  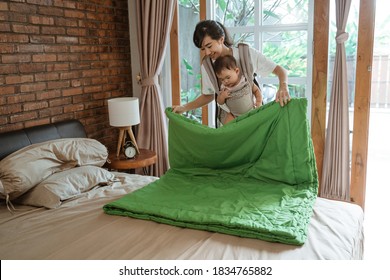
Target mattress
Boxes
[0,172,364,260]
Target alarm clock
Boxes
[123,141,137,159]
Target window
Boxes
[215,0,314,119]
[177,0,202,123]
[163,0,314,125]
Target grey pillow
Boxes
[16,166,116,209]
[0,138,108,200]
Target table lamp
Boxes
[108,97,141,157]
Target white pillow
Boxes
[16,166,116,209]
[0,138,108,200]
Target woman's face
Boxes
[200,35,224,60]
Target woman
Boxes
[172,20,290,117]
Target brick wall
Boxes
[0,0,132,152]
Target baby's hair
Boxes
[213,55,239,75]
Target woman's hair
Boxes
[213,55,238,75]
[193,20,233,48]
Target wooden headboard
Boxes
[0,120,87,161]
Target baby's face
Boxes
[216,67,240,88]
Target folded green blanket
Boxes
[104,98,318,245]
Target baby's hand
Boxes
[254,93,263,108]
[217,89,231,105]
[220,89,231,99]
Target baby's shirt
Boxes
[222,76,254,117]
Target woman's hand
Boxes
[275,83,290,107]
[272,65,290,107]
[172,94,214,114]
[172,105,187,114]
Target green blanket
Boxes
[103,98,318,245]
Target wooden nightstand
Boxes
[106,149,157,175]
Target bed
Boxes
[0,117,364,260]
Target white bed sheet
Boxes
[0,173,364,260]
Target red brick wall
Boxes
[0,0,132,152]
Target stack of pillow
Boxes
[0,138,115,209]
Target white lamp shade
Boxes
[108,97,140,127]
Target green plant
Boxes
[178,0,200,13]
[181,57,202,123]
[263,31,307,77]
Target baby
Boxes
[213,55,262,124]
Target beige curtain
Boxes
[135,0,176,177]
[320,0,352,200]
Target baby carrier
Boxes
[202,43,260,127]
